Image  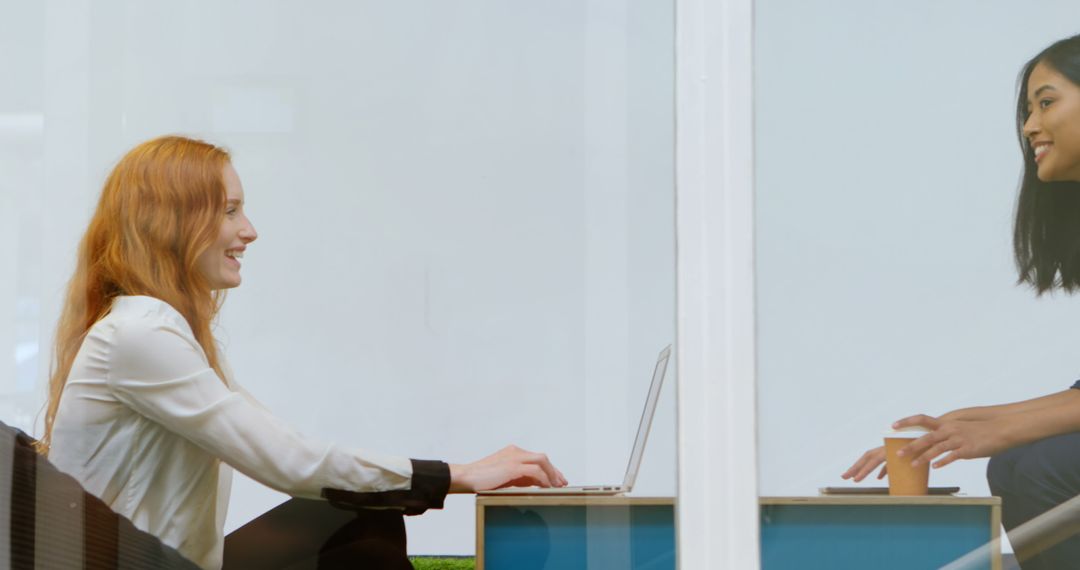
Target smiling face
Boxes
[196,163,257,290]
[1023,61,1080,182]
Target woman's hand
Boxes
[893,414,1013,469]
[841,446,888,482]
[448,445,568,493]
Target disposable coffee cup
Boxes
[883,428,931,496]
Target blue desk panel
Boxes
[761,504,995,570]
[483,505,675,570]
[480,496,999,569]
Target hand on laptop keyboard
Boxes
[448,445,568,493]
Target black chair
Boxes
[1,421,199,569]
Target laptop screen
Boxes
[622,344,672,490]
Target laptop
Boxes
[479,344,672,496]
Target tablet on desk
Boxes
[819,486,961,495]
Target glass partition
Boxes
[756,2,1080,567]
[0,0,675,565]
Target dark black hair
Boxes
[1014,34,1080,295]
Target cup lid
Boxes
[884,426,930,438]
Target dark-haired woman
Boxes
[843,34,1080,569]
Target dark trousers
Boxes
[987,432,1080,569]
[224,500,412,569]
[317,509,412,569]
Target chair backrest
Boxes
[0,421,199,569]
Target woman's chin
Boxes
[1034,161,1077,183]
[210,275,242,291]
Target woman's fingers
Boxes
[500,447,566,487]
[897,431,941,459]
[517,463,553,488]
[839,464,859,480]
[840,459,862,480]
[857,455,884,481]
[553,467,567,486]
[841,447,885,482]
[840,415,969,487]
[451,444,569,492]
[910,438,954,466]
[484,445,568,489]
[893,414,940,431]
[842,451,869,480]
[522,451,567,487]
[932,450,962,469]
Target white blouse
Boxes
[48,296,416,569]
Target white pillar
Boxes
[675,0,759,567]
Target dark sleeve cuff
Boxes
[321,459,451,516]
[1071,380,1080,391]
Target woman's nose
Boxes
[240,220,258,243]
[1023,114,1041,140]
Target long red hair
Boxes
[38,135,232,453]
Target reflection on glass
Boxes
[757,1,1080,567]
[2,0,674,566]
[15,297,39,392]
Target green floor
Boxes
[410,557,475,570]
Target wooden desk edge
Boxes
[476,495,675,507]
[476,495,999,506]
[760,496,1001,506]
[475,501,485,570]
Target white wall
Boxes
[756,0,1080,510]
[0,0,675,556]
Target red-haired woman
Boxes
[42,136,566,569]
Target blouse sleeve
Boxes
[104,316,449,514]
